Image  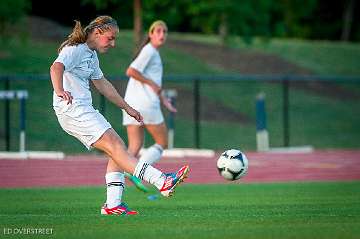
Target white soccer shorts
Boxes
[55,104,111,149]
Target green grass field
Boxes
[1,182,360,239]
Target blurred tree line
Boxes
[1,0,359,42]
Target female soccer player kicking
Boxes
[50,16,189,215]
[122,20,177,192]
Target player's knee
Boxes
[109,142,126,158]
[104,133,125,157]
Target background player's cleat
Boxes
[125,172,149,193]
[160,165,189,197]
[101,202,138,215]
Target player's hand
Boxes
[57,90,73,105]
[163,97,177,113]
[125,106,143,124]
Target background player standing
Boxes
[122,20,176,192]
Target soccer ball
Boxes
[217,149,249,181]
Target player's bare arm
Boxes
[92,77,143,123]
[50,62,73,104]
[126,67,161,95]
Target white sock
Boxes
[105,172,125,208]
[139,144,163,165]
[133,161,165,190]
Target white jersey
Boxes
[52,43,111,149]
[53,43,104,111]
[124,43,163,110]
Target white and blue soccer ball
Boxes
[217,149,249,181]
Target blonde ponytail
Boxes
[58,20,86,53]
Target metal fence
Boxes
[1,74,360,152]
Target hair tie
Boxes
[149,20,167,34]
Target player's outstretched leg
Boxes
[126,144,164,193]
[124,172,149,193]
[133,162,190,198]
[159,165,190,197]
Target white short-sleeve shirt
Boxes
[53,43,103,109]
[124,43,163,110]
